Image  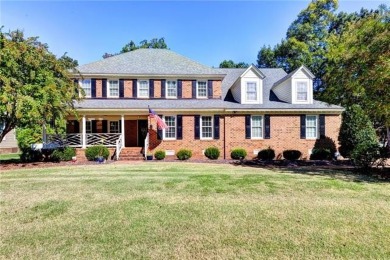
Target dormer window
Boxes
[246,82,258,102]
[296,81,308,102]
[138,80,149,98]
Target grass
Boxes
[1,162,389,259]
[0,153,20,162]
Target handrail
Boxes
[115,134,123,160]
[144,132,149,159]
[47,133,121,147]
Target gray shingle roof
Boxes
[77,49,224,76]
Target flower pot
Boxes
[96,156,105,163]
[146,155,153,160]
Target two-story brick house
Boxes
[63,49,342,160]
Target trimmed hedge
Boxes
[310,148,332,160]
[154,150,166,160]
[231,148,247,160]
[283,150,302,160]
[258,148,275,161]
[51,147,76,162]
[85,145,110,161]
[204,147,220,160]
[176,149,192,160]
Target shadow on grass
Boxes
[231,160,390,183]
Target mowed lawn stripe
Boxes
[1,162,389,259]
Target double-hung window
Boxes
[296,81,308,102]
[164,116,176,139]
[86,121,92,133]
[166,80,177,98]
[138,80,149,98]
[201,116,213,139]
[251,116,263,139]
[109,121,120,133]
[306,115,318,139]
[108,80,119,97]
[81,79,91,97]
[246,82,258,102]
[197,81,207,98]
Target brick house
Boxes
[62,49,343,160]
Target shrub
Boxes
[51,147,76,162]
[20,147,43,162]
[154,150,166,160]
[258,147,275,160]
[231,148,247,160]
[310,148,332,160]
[176,149,192,160]
[351,127,380,169]
[283,150,302,160]
[85,145,110,161]
[204,147,220,160]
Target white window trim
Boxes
[293,79,311,104]
[196,80,208,99]
[163,115,177,140]
[80,79,91,98]
[86,121,92,134]
[251,115,264,139]
[166,80,178,99]
[109,121,120,133]
[137,80,149,98]
[200,115,213,140]
[107,79,119,98]
[241,78,262,104]
[305,115,318,139]
[245,81,258,103]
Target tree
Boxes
[0,29,80,143]
[257,45,277,68]
[103,37,168,58]
[322,9,390,150]
[219,60,249,68]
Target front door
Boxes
[138,120,148,147]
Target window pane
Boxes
[139,81,149,97]
[251,116,263,138]
[197,81,207,97]
[201,116,212,138]
[167,81,177,97]
[297,82,308,101]
[110,121,119,133]
[82,79,91,97]
[109,80,119,97]
[164,116,176,139]
[86,121,92,133]
[306,116,317,138]
[246,82,257,101]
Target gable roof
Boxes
[272,65,315,88]
[76,49,225,77]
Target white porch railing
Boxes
[47,133,122,147]
[144,133,149,159]
[115,136,123,160]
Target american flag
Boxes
[149,108,168,130]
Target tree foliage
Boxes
[322,8,390,149]
[103,37,168,59]
[219,60,249,68]
[0,29,80,143]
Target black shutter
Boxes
[102,79,107,98]
[300,115,306,139]
[91,78,96,98]
[214,115,220,140]
[74,120,80,133]
[192,80,197,98]
[178,80,182,99]
[118,120,122,133]
[157,114,163,140]
[319,114,325,138]
[119,79,124,98]
[194,115,200,139]
[208,80,213,98]
[132,79,137,97]
[161,79,166,98]
[102,120,108,133]
[245,115,251,139]
[92,121,97,133]
[177,115,183,140]
[149,79,154,98]
[264,115,271,139]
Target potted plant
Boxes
[146,149,153,160]
[95,146,105,163]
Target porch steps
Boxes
[119,147,144,161]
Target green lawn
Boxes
[0,153,20,161]
[1,162,389,259]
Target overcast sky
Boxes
[1,0,385,67]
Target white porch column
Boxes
[121,115,125,147]
[82,115,86,148]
